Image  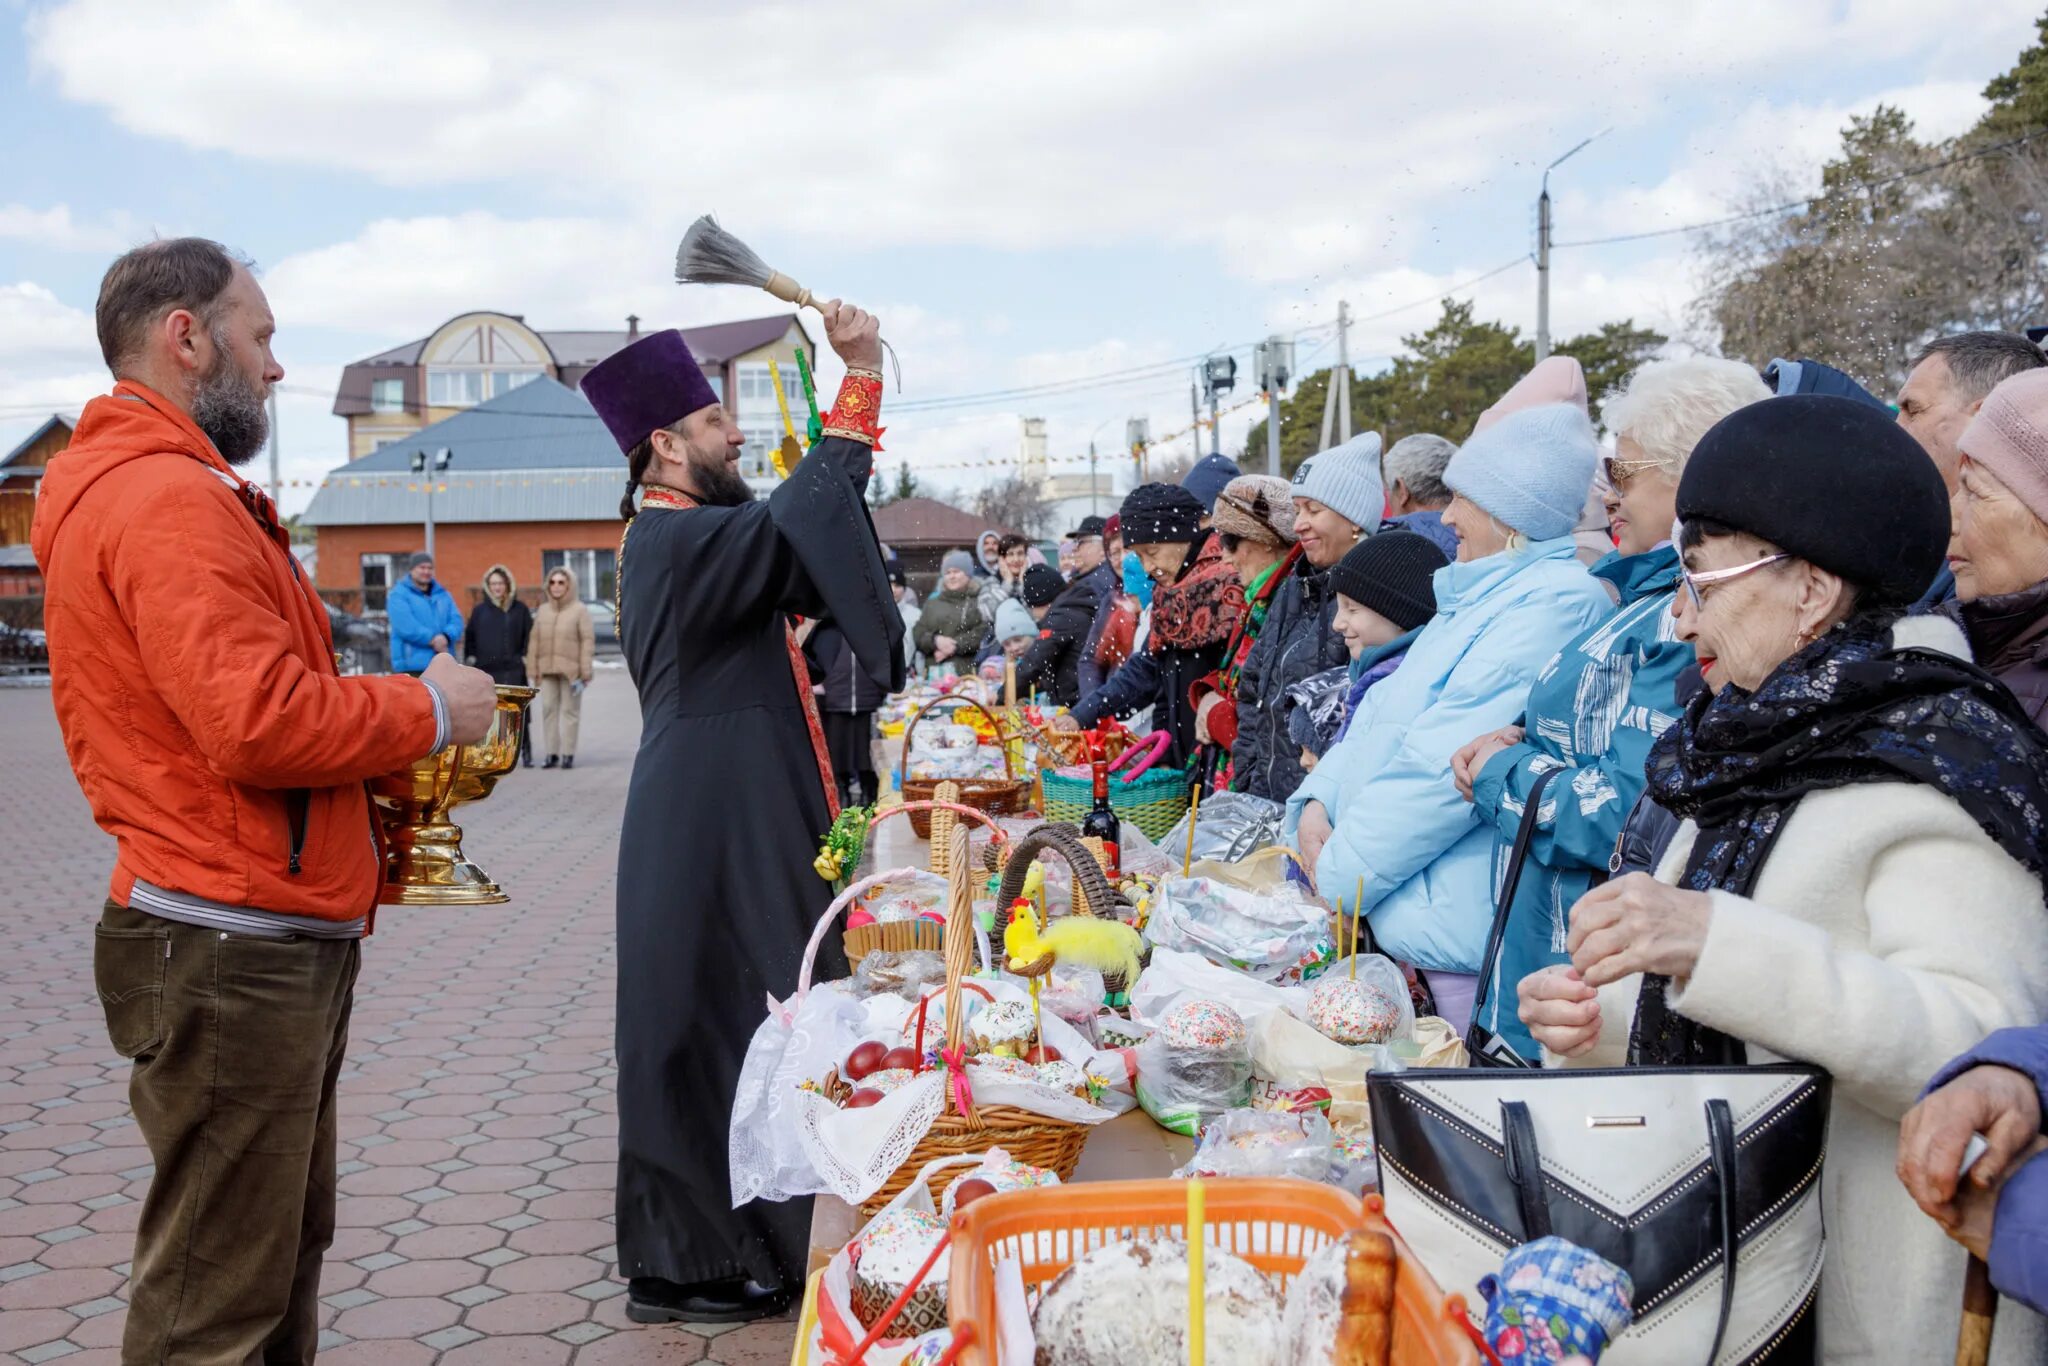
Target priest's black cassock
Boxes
[611,430,903,1289]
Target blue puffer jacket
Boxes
[387,575,465,673]
[1284,536,1611,972]
[1467,544,1691,1057]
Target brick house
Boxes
[870,497,1017,591]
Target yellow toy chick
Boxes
[1002,897,1144,994]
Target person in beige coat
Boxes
[526,566,595,768]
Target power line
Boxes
[1552,126,2048,250]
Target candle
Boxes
[1183,784,1202,877]
[1350,876,1364,979]
[1186,1178,1206,1366]
[1005,658,1018,709]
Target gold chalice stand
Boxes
[371,684,535,905]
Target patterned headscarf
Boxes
[1633,611,2048,1066]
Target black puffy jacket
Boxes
[806,622,887,714]
[1014,582,1097,707]
[1232,560,1347,801]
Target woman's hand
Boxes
[1899,1062,2045,1220]
[933,635,956,661]
[1450,725,1525,802]
[1295,800,1333,885]
[1052,714,1082,733]
[1518,965,1603,1058]
[1566,874,1713,989]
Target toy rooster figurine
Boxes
[1002,896,1144,1008]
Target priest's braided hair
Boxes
[621,436,655,520]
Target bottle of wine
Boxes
[1080,732,1121,880]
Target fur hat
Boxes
[1212,475,1297,547]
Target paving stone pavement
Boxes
[0,668,801,1365]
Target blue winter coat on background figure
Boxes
[1284,536,1610,974]
[1466,544,1690,1058]
[388,575,465,673]
[1921,1025,2048,1316]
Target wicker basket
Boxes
[898,697,1034,839]
[1040,729,1191,841]
[844,823,1090,1218]
[840,791,1007,969]
[990,824,1143,1009]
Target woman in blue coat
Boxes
[1451,357,1773,1059]
[1286,396,1611,1030]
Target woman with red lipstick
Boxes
[1518,395,2048,1364]
[1454,357,1770,1061]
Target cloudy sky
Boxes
[1,0,2037,513]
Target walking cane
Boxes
[1955,1254,1997,1366]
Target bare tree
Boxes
[972,475,1053,537]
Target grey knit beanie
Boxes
[1290,431,1384,531]
[941,549,976,575]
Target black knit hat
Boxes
[1678,394,1948,605]
[1327,530,1449,632]
[1118,483,1206,546]
[1021,563,1065,607]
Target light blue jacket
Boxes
[1284,536,1611,972]
[387,576,464,673]
[1468,545,1690,1056]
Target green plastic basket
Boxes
[1042,762,1190,842]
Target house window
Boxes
[489,369,543,398]
[733,361,805,417]
[360,552,398,614]
[542,548,617,603]
[370,378,405,413]
[738,423,783,479]
[426,369,485,407]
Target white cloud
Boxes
[0,204,134,254]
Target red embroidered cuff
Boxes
[821,368,884,449]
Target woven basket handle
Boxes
[897,695,1016,782]
[779,865,923,1022]
[939,823,979,1120]
[995,823,1117,922]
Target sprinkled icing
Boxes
[941,1155,1060,1215]
[1035,1059,1089,1095]
[855,1209,949,1287]
[967,1054,1039,1082]
[862,1067,918,1095]
[970,999,1037,1049]
[1161,999,1247,1051]
[1307,977,1402,1046]
[1032,1239,1283,1364]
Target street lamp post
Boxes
[1535,128,1610,362]
[411,447,452,560]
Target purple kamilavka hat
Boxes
[579,329,720,455]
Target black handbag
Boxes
[1465,766,1560,1068]
[1368,1064,1830,1363]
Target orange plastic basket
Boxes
[945,1179,1477,1365]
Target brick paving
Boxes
[0,669,801,1365]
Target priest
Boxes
[581,302,904,1324]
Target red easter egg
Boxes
[1023,1044,1062,1065]
[880,1046,921,1073]
[846,908,877,929]
[843,1089,885,1109]
[843,1041,888,1081]
[952,1178,998,1209]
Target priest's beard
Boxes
[191,328,270,467]
[685,439,755,508]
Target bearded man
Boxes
[580,304,903,1323]
[32,237,498,1362]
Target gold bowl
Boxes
[371,684,536,905]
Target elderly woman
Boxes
[1286,399,1611,1029]
[1222,435,1384,800]
[1452,358,1771,1058]
[1062,484,1243,767]
[1188,473,1298,791]
[1519,396,2048,1365]
[1945,367,2048,724]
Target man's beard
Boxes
[191,329,269,467]
[687,443,755,507]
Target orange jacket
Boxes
[31,382,440,922]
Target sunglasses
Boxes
[1680,553,1789,610]
[1602,453,1666,489]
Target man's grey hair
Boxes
[1914,331,2048,404]
[1380,433,1455,507]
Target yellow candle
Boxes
[1183,784,1202,877]
[1350,876,1364,979]
[1186,1178,1206,1366]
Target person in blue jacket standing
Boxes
[388,551,464,675]
[1450,357,1772,1059]
[1285,392,1611,1032]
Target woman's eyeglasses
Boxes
[1602,454,1666,489]
[1680,553,1789,610]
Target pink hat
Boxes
[1472,356,1588,435]
[1960,368,2048,525]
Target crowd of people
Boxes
[870,334,2048,1356]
